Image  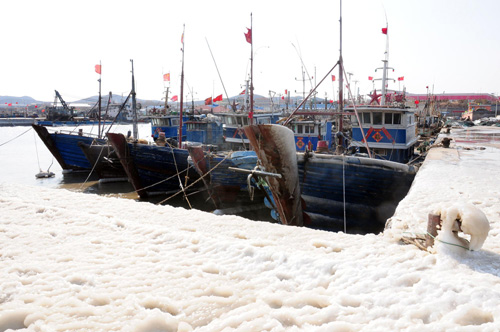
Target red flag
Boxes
[248,110,254,119]
[171,95,178,102]
[35,105,38,108]
[163,73,170,81]
[244,28,252,44]
[415,100,420,105]
[205,97,212,105]
[213,94,223,102]
[398,76,404,81]
[331,75,336,82]
[285,89,288,95]
[368,76,373,80]
[382,27,388,35]
[239,89,246,95]
[8,103,12,106]
[95,64,102,74]
[281,96,284,100]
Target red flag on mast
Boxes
[368,76,373,80]
[382,27,388,35]
[244,28,252,44]
[331,75,336,82]
[163,73,170,82]
[398,76,404,81]
[213,94,223,102]
[171,95,178,102]
[95,64,102,74]
[239,89,246,95]
[205,97,212,105]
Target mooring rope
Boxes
[0,127,32,147]
[164,140,192,209]
[342,153,347,233]
[80,140,106,189]
[157,152,231,205]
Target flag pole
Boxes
[98,60,102,138]
[178,24,185,148]
[249,13,254,125]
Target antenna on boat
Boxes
[178,24,186,147]
[249,13,254,124]
[206,37,232,110]
[97,60,102,139]
[338,0,344,146]
[381,21,389,105]
[130,59,138,140]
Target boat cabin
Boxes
[289,119,332,152]
[349,106,418,163]
[219,112,282,148]
[150,115,189,140]
[184,118,224,147]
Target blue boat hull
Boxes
[108,133,201,198]
[32,124,104,171]
[244,124,416,233]
[188,148,260,209]
[297,154,415,232]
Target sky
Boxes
[1,124,500,329]
[2,0,500,104]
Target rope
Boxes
[164,141,192,209]
[342,153,347,233]
[157,152,231,205]
[0,127,32,147]
[402,231,471,251]
[80,140,106,188]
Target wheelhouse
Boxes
[349,106,418,163]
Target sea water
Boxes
[0,123,274,221]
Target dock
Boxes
[385,125,500,250]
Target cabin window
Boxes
[297,124,303,134]
[393,113,401,124]
[171,119,179,126]
[351,115,359,126]
[373,148,387,157]
[362,112,371,124]
[384,113,393,125]
[373,112,382,125]
[408,115,413,125]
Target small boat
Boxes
[35,170,55,178]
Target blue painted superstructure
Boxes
[349,106,418,163]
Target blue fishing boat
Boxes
[32,124,105,171]
[108,26,227,199]
[108,116,225,198]
[218,111,282,149]
[150,114,188,141]
[243,5,419,233]
[33,62,137,180]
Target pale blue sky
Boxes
[1,0,499,102]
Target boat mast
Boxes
[249,13,254,125]
[131,59,138,140]
[98,61,102,139]
[381,23,389,105]
[338,0,344,142]
[178,24,186,147]
[164,87,169,112]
